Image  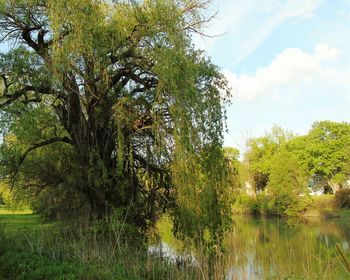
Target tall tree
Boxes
[289,121,350,193]
[0,0,231,233]
[244,126,294,193]
[267,148,307,196]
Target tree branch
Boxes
[0,85,52,108]
[18,137,74,167]
[133,153,168,173]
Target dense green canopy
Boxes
[244,126,294,193]
[244,122,350,196]
[289,121,350,192]
[0,0,231,236]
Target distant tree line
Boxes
[227,121,350,215]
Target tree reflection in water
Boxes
[153,216,350,279]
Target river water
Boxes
[151,216,350,279]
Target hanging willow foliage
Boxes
[0,0,232,239]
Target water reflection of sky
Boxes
[148,242,197,266]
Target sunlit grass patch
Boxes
[0,206,55,233]
[0,206,32,215]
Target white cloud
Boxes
[193,0,324,63]
[223,43,342,101]
[282,0,323,18]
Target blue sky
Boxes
[193,0,350,153]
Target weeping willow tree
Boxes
[0,0,232,237]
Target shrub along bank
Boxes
[232,192,350,218]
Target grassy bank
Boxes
[0,207,55,233]
[232,193,350,219]
[304,194,350,218]
[0,208,198,280]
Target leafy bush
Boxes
[30,185,90,221]
[266,194,291,215]
[235,193,312,217]
[232,194,255,213]
[232,194,269,215]
[248,198,262,215]
[335,189,350,209]
[284,195,312,216]
[265,193,312,216]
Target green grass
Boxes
[0,206,32,214]
[0,206,55,233]
[304,195,350,219]
[0,209,197,280]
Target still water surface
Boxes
[152,216,350,279]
